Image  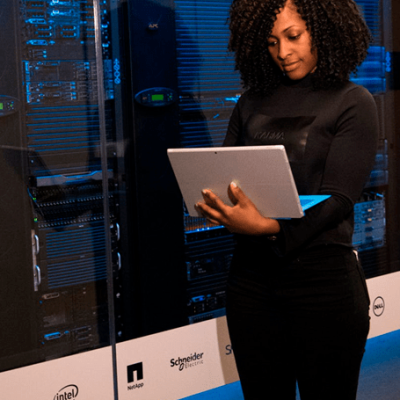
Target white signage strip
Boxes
[367,271,400,339]
[2,272,399,400]
[116,316,239,400]
[0,346,115,400]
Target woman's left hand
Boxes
[195,182,281,236]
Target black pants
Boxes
[226,245,370,400]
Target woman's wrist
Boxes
[257,217,281,236]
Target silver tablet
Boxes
[167,145,329,219]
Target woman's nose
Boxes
[277,40,291,60]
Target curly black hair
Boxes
[228,0,372,94]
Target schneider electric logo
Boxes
[127,362,144,390]
[53,385,79,400]
[170,352,204,371]
[373,296,385,317]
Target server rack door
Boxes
[121,0,188,338]
[120,0,245,339]
[0,0,119,372]
[0,0,37,371]
[174,0,239,325]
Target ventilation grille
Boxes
[45,221,107,289]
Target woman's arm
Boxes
[271,86,380,256]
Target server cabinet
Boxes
[0,0,119,372]
[120,0,187,338]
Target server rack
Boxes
[120,0,187,338]
[0,0,119,371]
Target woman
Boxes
[195,0,379,399]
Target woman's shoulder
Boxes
[335,81,375,101]
[237,88,260,102]
[232,89,262,114]
[235,88,273,108]
[323,81,377,114]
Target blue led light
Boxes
[192,296,206,303]
[113,58,121,85]
[44,332,62,340]
[386,52,392,73]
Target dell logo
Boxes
[373,296,385,317]
[127,362,144,383]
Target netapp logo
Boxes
[373,296,385,317]
[170,352,204,371]
[53,385,79,400]
[127,362,144,390]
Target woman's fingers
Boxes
[227,182,238,205]
[227,181,247,206]
[194,189,230,226]
[195,184,279,235]
[195,201,224,225]
[202,189,226,210]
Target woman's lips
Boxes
[282,61,300,72]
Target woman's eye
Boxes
[289,34,301,40]
[267,41,277,47]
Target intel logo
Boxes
[54,385,79,400]
[373,296,385,317]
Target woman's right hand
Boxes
[195,182,281,236]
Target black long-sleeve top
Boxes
[223,75,379,257]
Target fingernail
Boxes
[202,189,210,195]
[231,181,237,188]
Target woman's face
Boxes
[267,1,318,81]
